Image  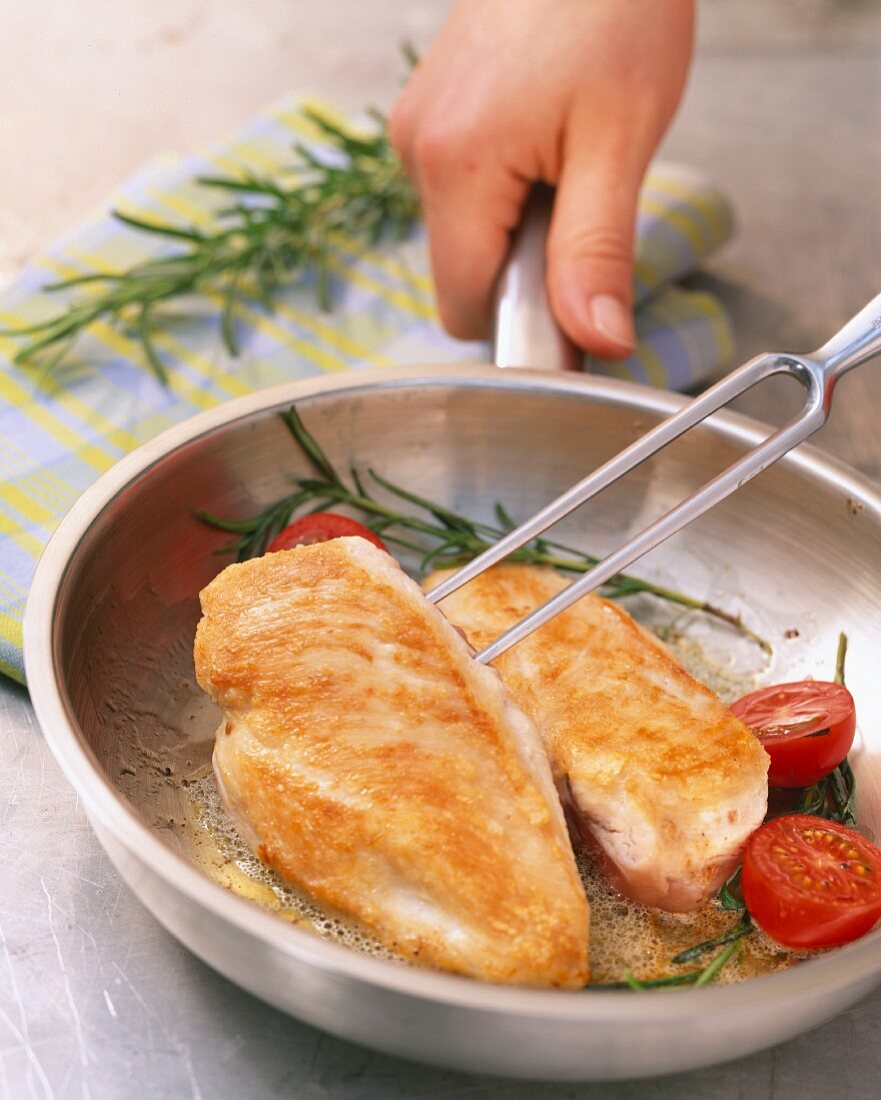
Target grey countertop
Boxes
[2,2,881,1096]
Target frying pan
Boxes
[23,196,881,1080]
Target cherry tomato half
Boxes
[730,681,855,789]
[266,513,388,553]
[742,814,881,949]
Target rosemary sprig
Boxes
[0,108,419,383]
[596,914,751,991]
[197,403,768,645]
[692,939,743,988]
[672,912,752,965]
[792,632,855,825]
[597,932,746,991]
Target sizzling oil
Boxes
[185,625,807,987]
[187,772,807,987]
[189,775,401,964]
[576,848,808,985]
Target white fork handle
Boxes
[491,184,582,372]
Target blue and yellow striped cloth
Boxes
[0,98,735,685]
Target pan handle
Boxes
[491,184,583,371]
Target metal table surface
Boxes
[2,2,881,1097]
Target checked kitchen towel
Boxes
[0,97,735,684]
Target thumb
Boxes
[546,149,643,359]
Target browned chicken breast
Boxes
[425,564,769,913]
[194,538,589,987]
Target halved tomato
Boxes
[730,681,855,788]
[742,814,881,949]
[267,513,388,553]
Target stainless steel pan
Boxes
[23,206,881,1080]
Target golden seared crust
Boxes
[195,538,588,987]
[426,564,770,912]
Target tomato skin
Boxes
[266,513,388,553]
[730,681,855,789]
[742,815,881,950]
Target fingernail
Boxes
[589,295,635,350]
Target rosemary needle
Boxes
[672,913,752,965]
[693,938,742,988]
[0,108,419,383]
[717,866,745,911]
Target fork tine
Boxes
[426,353,786,606]
[475,395,827,664]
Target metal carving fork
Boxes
[428,289,881,663]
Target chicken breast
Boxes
[425,564,769,912]
[194,538,589,987]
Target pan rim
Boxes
[23,364,881,1022]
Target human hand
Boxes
[390,0,695,358]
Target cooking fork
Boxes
[427,289,881,663]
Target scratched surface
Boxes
[3,1,881,1097]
